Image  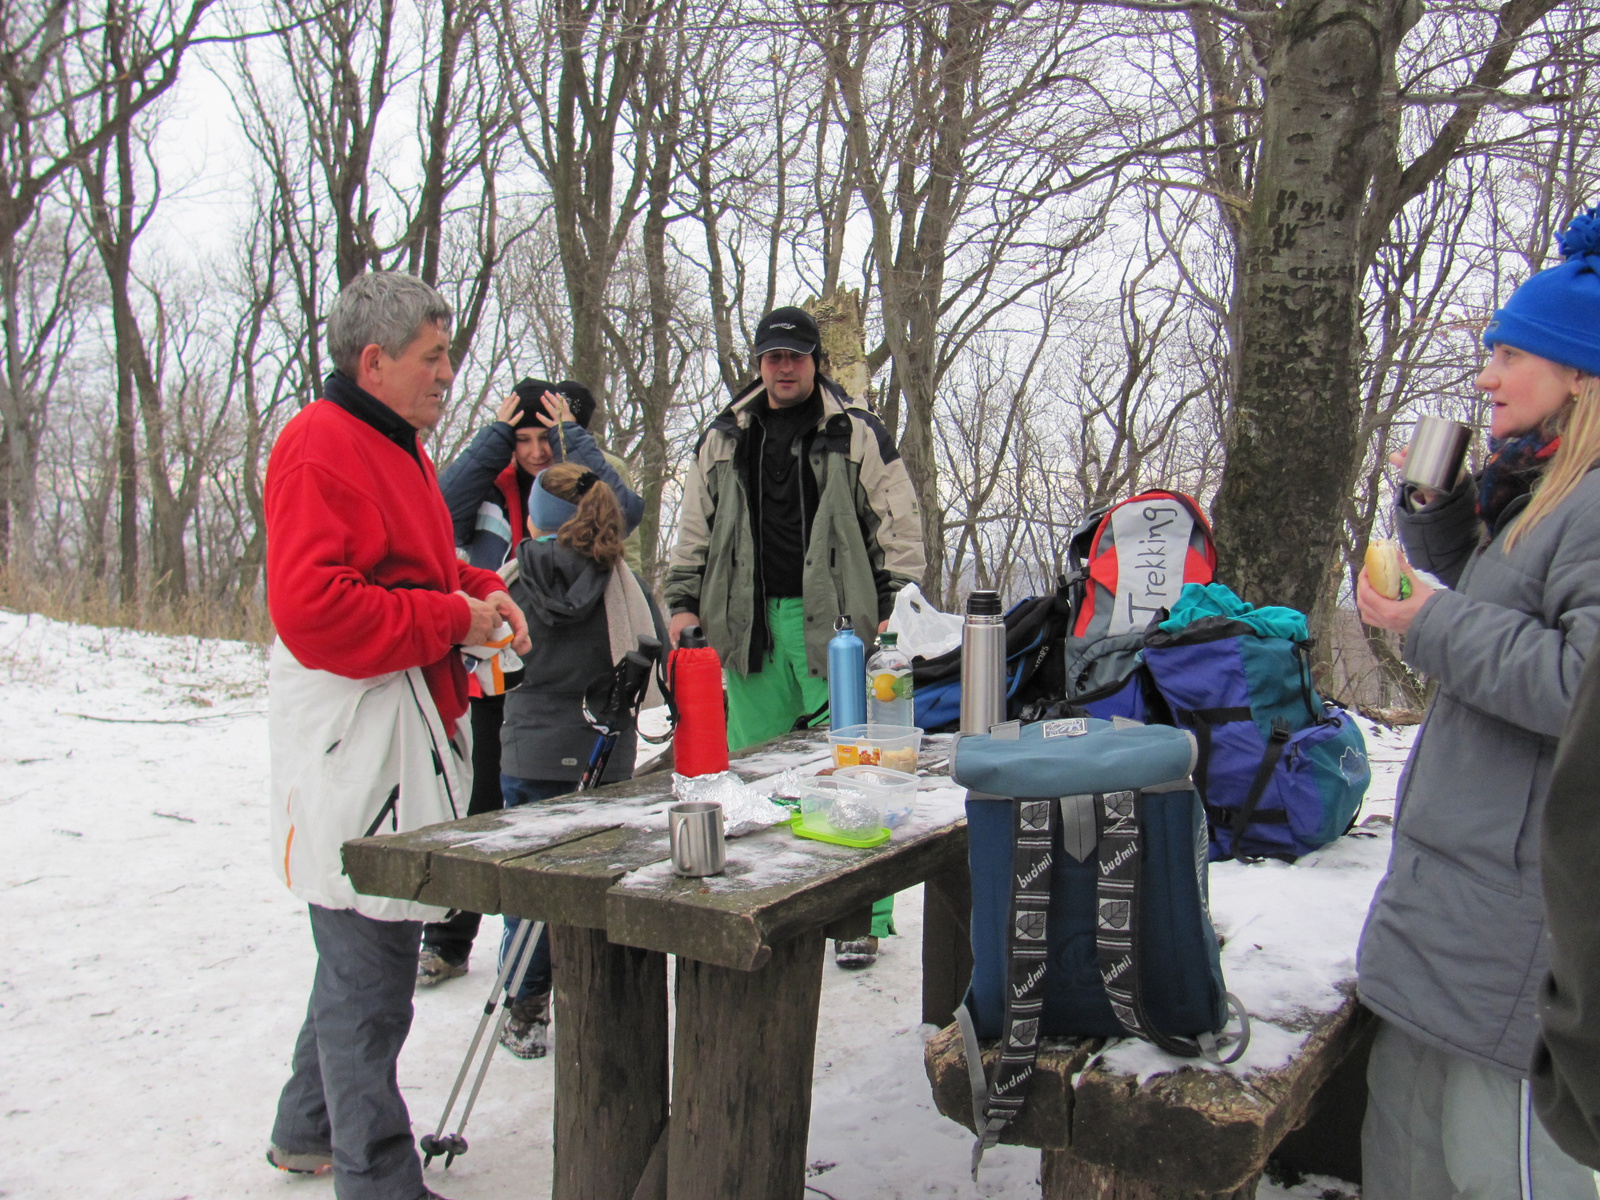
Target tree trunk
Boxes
[631,21,680,585]
[1210,0,1415,615]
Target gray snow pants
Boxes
[271,904,425,1200]
[1363,1019,1600,1200]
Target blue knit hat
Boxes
[1483,205,1600,377]
[528,470,579,533]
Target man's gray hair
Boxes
[326,272,453,377]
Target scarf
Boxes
[1476,420,1561,529]
[604,564,664,709]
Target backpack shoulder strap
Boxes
[961,795,1056,1178]
[1094,788,1249,1064]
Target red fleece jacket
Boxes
[265,399,504,727]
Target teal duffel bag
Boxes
[951,717,1248,1174]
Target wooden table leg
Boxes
[551,925,669,1200]
[922,859,973,1028]
[666,930,826,1200]
[1042,1150,1260,1199]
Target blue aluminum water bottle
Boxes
[828,616,867,728]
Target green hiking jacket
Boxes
[663,379,925,677]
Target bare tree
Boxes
[1206,0,1573,614]
[0,0,213,591]
[0,205,97,570]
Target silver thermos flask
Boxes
[960,589,1006,734]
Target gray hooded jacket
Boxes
[501,538,665,784]
[1357,469,1600,1074]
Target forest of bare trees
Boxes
[0,0,1596,699]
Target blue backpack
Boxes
[1141,599,1369,862]
[953,719,1248,1171]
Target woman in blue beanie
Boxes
[1354,205,1600,1198]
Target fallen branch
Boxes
[60,709,264,725]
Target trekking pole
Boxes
[434,919,546,1167]
[425,636,663,1168]
[420,914,542,1168]
[579,643,658,790]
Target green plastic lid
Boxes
[786,815,890,849]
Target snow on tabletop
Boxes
[432,791,679,853]
[619,840,828,893]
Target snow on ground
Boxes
[0,611,1411,1198]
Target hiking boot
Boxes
[834,936,879,968]
[418,948,468,987]
[266,1143,332,1175]
[498,993,551,1059]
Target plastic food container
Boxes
[797,775,887,838]
[827,723,922,773]
[835,764,918,828]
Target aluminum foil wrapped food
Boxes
[671,770,793,837]
[826,794,882,835]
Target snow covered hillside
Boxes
[0,610,1409,1198]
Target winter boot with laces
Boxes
[417,948,468,987]
[498,992,551,1059]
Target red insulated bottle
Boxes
[668,626,730,777]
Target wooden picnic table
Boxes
[342,729,973,1200]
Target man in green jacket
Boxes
[664,305,925,965]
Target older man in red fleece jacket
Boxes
[263,272,530,1200]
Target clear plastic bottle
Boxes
[866,632,915,727]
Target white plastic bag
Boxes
[887,583,964,660]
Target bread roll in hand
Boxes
[1365,539,1410,601]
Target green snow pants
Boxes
[726,597,895,940]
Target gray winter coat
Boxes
[1357,469,1600,1075]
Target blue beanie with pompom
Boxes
[1484,206,1600,376]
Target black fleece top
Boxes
[751,388,822,599]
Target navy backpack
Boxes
[911,583,1072,732]
[952,718,1247,1171]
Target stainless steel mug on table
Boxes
[668,801,726,876]
[960,589,1006,735]
[1404,415,1474,494]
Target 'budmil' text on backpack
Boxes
[951,718,1248,1176]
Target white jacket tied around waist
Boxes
[268,639,471,922]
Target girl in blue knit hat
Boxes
[1354,205,1600,1199]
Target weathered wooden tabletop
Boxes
[342,728,967,970]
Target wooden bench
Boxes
[923,819,1393,1199]
[342,729,975,1200]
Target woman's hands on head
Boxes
[535,390,576,429]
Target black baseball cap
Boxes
[751,306,819,357]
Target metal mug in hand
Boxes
[668,801,726,876]
[1404,415,1473,494]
